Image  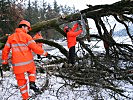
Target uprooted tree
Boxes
[0,0,133,99]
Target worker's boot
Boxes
[29,82,40,93]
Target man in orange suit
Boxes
[64,22,82,65]
[1,20,48,100]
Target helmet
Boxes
[64,25,69,33]
[19,20,32,30]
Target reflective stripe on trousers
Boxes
[19,83,27,90]
[19,83,29,99]
[29,74,35,76]
[21,89,28,94]
[29,73,36,82]
[12,60,33,66]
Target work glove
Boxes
[46,54,52,59]
[37,54,41,59]
[1,64,10,71]
[43,51,48,57]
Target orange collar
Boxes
[15,28,27,34]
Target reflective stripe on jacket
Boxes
[67,23,82,48]
[2,28,45,73]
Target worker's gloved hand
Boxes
[43,51,48,57]
[37,54,41,59]
[46,54,52,59]
[2,64,10,71]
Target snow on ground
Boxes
[114,36,132,45]
[0,36,132,100]
[1,72,133,100]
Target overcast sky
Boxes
[47,0,121,10]
[18,0,121,10]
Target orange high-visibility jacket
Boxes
[67,23,82,48]
[33,33,43,48]
[2,28,45,74]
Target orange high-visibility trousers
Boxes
[15,66,36,99]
